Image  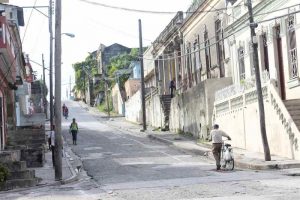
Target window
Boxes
[286,15,298,79]
[261,32,269,72]
[238,46,245,80]
[248,41,254,75]
[204,29,211,78]
[215,19,225,77]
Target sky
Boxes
[7,0,191,99]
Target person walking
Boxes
[169,79,176,98]
[70,118,79,145]
[210,124,231,170]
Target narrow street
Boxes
[2,101,300,200]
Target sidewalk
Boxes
[33,137,79,186]
[80,101,300,171]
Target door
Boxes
[0,96,3,150]
[275,25,286,100]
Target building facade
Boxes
[213,0,300,159]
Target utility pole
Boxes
[105,77,110,117]
[54,0,63,180]
[246,0,271,161]
[42,54,47,118]
[49,0,54,132]
[138,19,146,131]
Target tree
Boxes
[107,48,139,88]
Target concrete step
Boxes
[1,161,27,172]
[9,129,45,136]
[7,170,35,180]
[0,178,40,191]
[290,115,300,120]
[284,99,300,105]
[8,138,46,146]
[288,110,300,116]
[294,119,300,128]
[8,134,45,141]
[0,151,21,163]
[20,148,45,168]
[284,103,300,110]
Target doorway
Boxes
[274,25,286,100]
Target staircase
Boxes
[0,151,40,191]
[284,99,300,130]
[7,127,46,168]
[160,95,172,131]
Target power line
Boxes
[142,6,300,61]
[77,0,243,15]
[22,0,38,44]
[86,18,153,42]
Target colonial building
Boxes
[143,1,232,136]
[93,43,131,106]
[213,0,300,159]
[0,4,25,150]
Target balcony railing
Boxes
[215,70,269,102]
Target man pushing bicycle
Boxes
[209,124,231,170]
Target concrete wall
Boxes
[169,78,232,138]
[111,84,124,115]
[214,81,300,159]
[215,98,294,159]
[124,79,141,99]
[125,90,142,124]
[145,94,164,128]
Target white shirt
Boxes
[210,129,229,144]
[50,130,55,146]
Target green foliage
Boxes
[97,97,113,113]
[107,48,139,88]
[73,47,141,100]
[0,164,9,182]
[73,54,99,96]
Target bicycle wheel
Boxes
[225,159,234,170]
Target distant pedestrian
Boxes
[64,106,69,119]
[169,78,176,98]
[62,103,66,117]
[209,124,231,170]
[70,118,79,145]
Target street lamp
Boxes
[62,33,75,38]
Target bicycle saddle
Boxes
[224,144,231,147]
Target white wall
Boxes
[125,90,142,124]
[214,84,298,159]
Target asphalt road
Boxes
[2,101,300,200]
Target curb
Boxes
[147,134,300,171]
[60,151,79,185]
[148,134,210,157]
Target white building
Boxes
[214,0,300,159]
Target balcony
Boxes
[0,16,17,83]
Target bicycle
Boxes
[220,140,234,170]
